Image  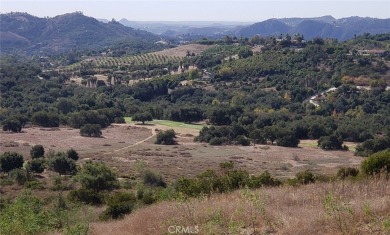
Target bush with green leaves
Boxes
[66,148,79,161]
[68,188,104,205]
[2,118,22,132]
[100,192,136,220]
[30,145,45,159]
[132,112,153,124]
[0,191,50,234]
[77,161,119,192]
[318,135,343,150]
[8,168,33,185]
[361,149,390,176]
[0,151,24,173]
[142,169,166,187]
[155,129,176,145]
[297,170,315,184]
[337,167,359,179]
[25,158,45,173]
[355,137,390,157]
[48,153,77,175]
[80,124,102,137]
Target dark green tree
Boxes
[26,159,45,173]
[155,129,176,145]
[132,112,153,125]
[30,145,45,159]
[66,148,79,161]
[318,135,343,150]
[48,153,77,175]
[2,119,22,132]
[80,124,102,137]
[0,152,24,173]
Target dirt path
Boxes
[111,128,157,153]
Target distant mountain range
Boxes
[1,12,389,56]
[0,12,161,55]
[111,15,390,41]
[237,16,390,40]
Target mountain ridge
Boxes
[0,12,161,55]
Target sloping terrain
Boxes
[0,12,161,54]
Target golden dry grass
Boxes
[90,177,390,235]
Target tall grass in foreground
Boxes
[90,177,390,235]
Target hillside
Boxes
[238,16,390,40]
[0,12,162,55]
[90,177,390,235]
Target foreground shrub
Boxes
[77,161,119,192]
[100,192,136,220]
[142,169,166,187]
[68,188,104,205]
[0,191,56,234]
[361,149,390,176]
[337,167,359,179]
[48,153,77,175]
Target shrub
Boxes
[80,124,102,137]
[66,148,79,161]
[337,167,359,179]
[48,153,77,175]
[318,135,343,150]
[68,188,104,205]
[236,135,250,146]
[355,137,390,157]
[77,161,119,192]
[0,152,24,173]
[142,169,166,187]
[132,112,153,125]
[155,129,176,145]
[100,192,136,220]
[209,137,226,145]
[8,168,33,185]
[114,117,126,123]
[295,170,315,184]
[26,159,45,173]
[276,135,300,147]
[30,145,45,159]
[361,149,390,176]
[2,118,22,132]
[0,191,49,234]
[247,171,281,188]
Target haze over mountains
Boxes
[1,12,389,55]
[115,15,390,41]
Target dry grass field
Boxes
[90,177,390,235]
[149,44,211,58]
[1,123,362,182]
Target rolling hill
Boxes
[238,16,390,40]
[0,12,161,55]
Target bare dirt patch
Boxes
[0,125,151,158]
[150,44,211,58]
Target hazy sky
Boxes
[1,0,389,22]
